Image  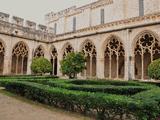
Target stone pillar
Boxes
[124,29,134,80]
[96,57,105,79]
[124,55,129,80]
[27,50,33,75]
[57,53,62,77]
[130,56,135,80]
[3,53,12,75]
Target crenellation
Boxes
[25,20,36,29]
[38,24,47,32]
[0,12,9,22]
[12,16,24,26]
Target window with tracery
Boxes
[63,44,74,58]
[34,46,44,57]
[104,37,125,79]
[50,46,58,75]
[82,41,97,77]
[135,33,160,79]
[0,42,5,74]
[11,42,28,74]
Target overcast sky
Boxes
[0,0,96,24]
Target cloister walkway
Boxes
[0,89,91,120]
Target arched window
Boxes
[63,44,74,58]
[0,41,5,74]
[34,45,44,57]
[104,37,125,79]
[50,46,58,76]
[134,32,160,79]
[81,41,96,77]
[11,42,28,74]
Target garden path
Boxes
[0,90,91,120]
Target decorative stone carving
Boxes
[34,46,44,57]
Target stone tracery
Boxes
[34,45,44,57]
[11,42,28,74]
[134,32,160,79]
[63,44,74,58]
[104,36,125,79]
[0,41,5,74]
[81,41,97,77]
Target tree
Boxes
[60,52,86,79]
[148,59,160,80]
[31,57,52,75]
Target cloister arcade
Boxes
[11,42,28,75]
[0,30,160,80]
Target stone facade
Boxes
[0,0,160,80]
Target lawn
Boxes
[0,76,160,120]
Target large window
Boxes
[73,17,76,32]
[100,9,105,24]
[139,0,144,16]
[54,23,57,34]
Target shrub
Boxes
[60,52,86,79]
[1,80,160,120]
[148,59,160,80]
[31,57,52,75]
[40,80,156,95]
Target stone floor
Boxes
[0,90,92,120]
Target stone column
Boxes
[124,29,134,80]
[96,57,105,79]
[3,53,12,75]
[124,55,129,80]
[57,53,62,77]
[27,49,33,75]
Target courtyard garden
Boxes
[0,53,160,120]
[0,76,160,120]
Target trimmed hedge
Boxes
[0,80,160,120]
[39,80,156,95]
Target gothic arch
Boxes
[0,39,5,74]
[34,45,45,57]
[62,42,74,58]
[133,30,160,80]
[11,41,28,74]
[104,35,125,79]
[50,45,58,75]
[81,40,97,77]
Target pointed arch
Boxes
[81,40,97,77]
[50,45,58,76]
[133,30,160,80]
[34,45,45,57]
[11,41,29,75]
[62,42,74,58]
[0,39,5,74]
[104,35,125,79]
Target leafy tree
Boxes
[31,57,52,75]
[148,58,160,80]
[60,52,86,79]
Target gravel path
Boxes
[0,90,92,120]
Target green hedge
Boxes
[39,80,156,95]
[0,80,160,120]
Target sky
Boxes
[0,0,96,24]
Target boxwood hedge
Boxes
[38,79,156,95]
[0,80,160,120]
